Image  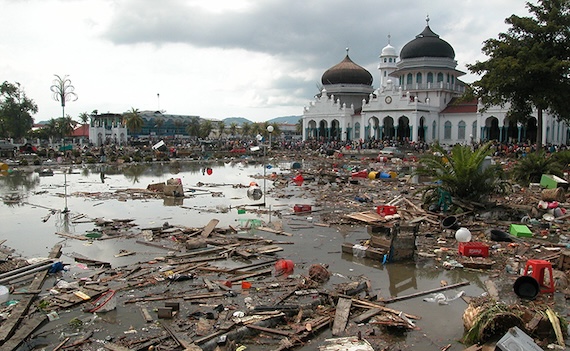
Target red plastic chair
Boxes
[523,259,555,294]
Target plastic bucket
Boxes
[368,171,379,180]
[275,259,294,276]
[441,216,459,230]
[513,276,539,299]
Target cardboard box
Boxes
[509,224,533,238]
[458,242,489,257]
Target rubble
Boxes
[0,153,569,350]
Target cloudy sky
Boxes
[1,0,530,123]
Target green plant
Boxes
[19,158,28,166]
[415,141,508,204]
[511,151,563,186]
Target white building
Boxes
[302,20,568,146]
[89,113,127,146]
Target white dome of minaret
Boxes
[378,34,398,87]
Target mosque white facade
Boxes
[302,21,569,146]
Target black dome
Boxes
[321,54,373,86]
[400,25,455,60]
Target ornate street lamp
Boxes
[50,74,78,118]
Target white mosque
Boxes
[302,19,569,146]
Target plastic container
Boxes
[513,276,539,299]
[294,204,312,213]
[274,259,294,276]
[441,216,459,230]
[376,205,397,216]
[241,281,251,289]
[458,242,489,257]
[455,227,472,242]
[0,285,9,303]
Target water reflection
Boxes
[386,262,418,297]
[122,164,149,184]
[55,212,75,234]
[0,169,40,192]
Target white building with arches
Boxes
[302,20,569,146]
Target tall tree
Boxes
[56,116,77,138]
[199,119,213,139]
[123,107,143,134]
[78,112,89,125]
[185,117,201,138]
[154,118,164,136]
[217,120,226,138]
[467,0,570,149]
[0,81,38,139]
[229,122,238,136]
[241,122,251,137]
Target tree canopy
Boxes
[467,0,570,148]
[0,81,38,139]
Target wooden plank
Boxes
[352,307,383,323]
[256,226,294,237]
[140,307,154,323]
[1,314,46,351]
[332,297,352,336]
[0,244,61,344]
[226,268,273,283]
[484,280,499,301]
[103,342,135,351]
[380,281,470,304]
[200,219,219,238]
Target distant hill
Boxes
[222,115,301,125]
[221,117,251,125]
[268,115,302,124]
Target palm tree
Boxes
[229,122,238,136]
[250,123,262,138]
[173,119,184,135]
[511,151,563,186]
[78,112,89,125]
[45,118,58,143]
[56,116,77,138]
[217,121,226,139]
[123,108,144,134]
[186,117,201,139]
[296,118,303,134]
[199,119,213,139]
[154,118,164,136]
[415,141,508,204]
[241,122,251,137]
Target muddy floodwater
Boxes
[0,160,489,350]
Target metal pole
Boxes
[263,145,266,207]
[63,170,69,213]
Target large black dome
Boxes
[400,25,455,60]
[321,54,373,86]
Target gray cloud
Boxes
[101,0,526,110]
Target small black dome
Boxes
[321,54,373,86]
[400,25,455,60]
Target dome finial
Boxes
[387,34,391,45]
[426,14,430,26]
[346,47,349,56]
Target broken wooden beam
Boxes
[332,297,352,336]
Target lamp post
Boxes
[267,125,274,150]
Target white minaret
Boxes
[378,34,398,87]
